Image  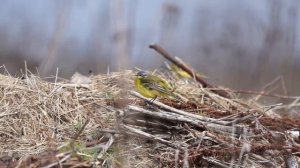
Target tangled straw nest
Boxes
[0,68,299,167]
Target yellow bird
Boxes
[170,64,207,79]
[134,71,174,100]
[170,64,192,79]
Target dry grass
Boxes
[0,68,135,166]
[0,67,299,167]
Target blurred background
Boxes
[0,0,299,95]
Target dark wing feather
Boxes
[140,76,173,95]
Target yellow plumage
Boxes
[170,64,192,79]
[134,71,174,99]
[170,64,207,79]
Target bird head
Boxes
[136,71,148,77]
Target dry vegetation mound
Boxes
[0,69,299,167]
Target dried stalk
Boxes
[149,43,230,98]
[121,124,187,150]
[202,157,230,168]
[129,90,229,125]
[42,153,72,168]
[128,105,206,129]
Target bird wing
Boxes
[141,77,173,95]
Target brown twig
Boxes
[129,90,230,125]
[128,105,206,129]
[201,157,230,168]
[42,153,72,168]
[149,44,230,98]
[121,124,187,150]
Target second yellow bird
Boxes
[170,64,192,79]
[170,64,207,79]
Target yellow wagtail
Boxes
[134,71,174,101]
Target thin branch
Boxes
[129,90,229,125]
[202,157,230,168]
[42,153,72,168]
[97,134,115,159]
[149,43,230,98]
[128,105,206,129]
[121,124,186,150]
